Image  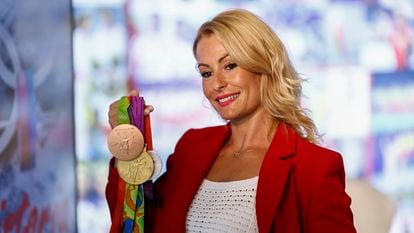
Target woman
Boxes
[107,9,356,233]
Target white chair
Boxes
[346,179,396,233]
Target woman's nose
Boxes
[213,71,227,91]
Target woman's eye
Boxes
[200,71,212,78]
[225,63,238,70]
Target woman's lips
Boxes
[215,93,240,107]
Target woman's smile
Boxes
[216,92,240,107]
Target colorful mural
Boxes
[0,0,76,232]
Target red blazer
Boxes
[106,123,356,233]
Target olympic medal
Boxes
[148,150,162,180]
[117,150,154,185]
[107,124,144,161]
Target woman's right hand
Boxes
[108,90,154,129]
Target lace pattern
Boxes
[186,176,259,233]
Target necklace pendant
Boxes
[233,152,241,157]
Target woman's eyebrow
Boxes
[217,53,229,63]
[197,53,230,68]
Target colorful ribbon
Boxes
[117,96,146,233]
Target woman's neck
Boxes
[228,111,278,150]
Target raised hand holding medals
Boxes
[107,95,158,233]
[106,95,157,185]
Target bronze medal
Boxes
[117,149,154,185]
[107,124,144,161]
[147,150,162,180]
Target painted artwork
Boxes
[0,0,76,232]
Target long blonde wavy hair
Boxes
[193,9,319,143]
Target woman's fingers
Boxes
[108,91,154,128]
[129,89,154,115]
[144,105,154,116]
[129,89,139,96]
[108,101,119,128]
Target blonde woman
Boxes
[107,9,356,233]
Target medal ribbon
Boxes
[117,96,146,233]
[109,96,130,233]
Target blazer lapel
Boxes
[256,123,297,232]
[174,124,231,228]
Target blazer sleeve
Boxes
[306,153,356,233]
[105,157,120,219]
[105,157,127,233]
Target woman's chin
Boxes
[217,112,238,122]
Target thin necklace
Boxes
[233,147,257,157]
[233,151,242,157]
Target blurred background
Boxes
[1,0,413,232]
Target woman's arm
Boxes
[306,153,356,233]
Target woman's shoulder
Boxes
[169,124,230,160]
[179,124,230,141]
[184,124,229,134]
[275,123,342,165]
[295,136,342,163]
[292,136,346,184]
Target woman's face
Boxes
[196,34,264,122]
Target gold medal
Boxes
[116,149,154,185]
[147,150,162,180]
[107,124,144,161]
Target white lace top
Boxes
[186,176,259,233]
